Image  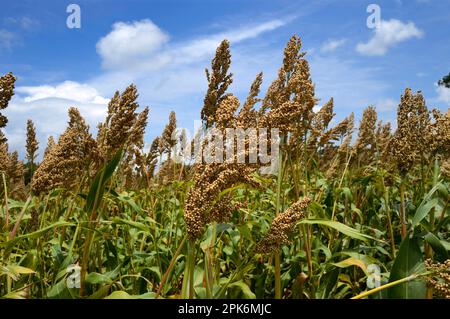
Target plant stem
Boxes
[426,158,440,299]
[351,273,427,299]
[205,222,217,299]
[156,235,187,298]
[2,172,9,230]
[274,141,284,299]
[382,176,396,258]
[400,181,407,239]
[9,197,32,240]
[181,239,195,299]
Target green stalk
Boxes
[426,158,440,298]
[205,222,217,299]
[2,172,9,229]
[274,142,284,299]
[9,196,32,240]
[430,158,439,229]
[156,235,187,298]
[80,168,106,297]
[382,176,396,258]
[399,181,407,239]
[351,272,429,299]
[328,151,353,250]
[181,239,196,299]
[331,152,352,222]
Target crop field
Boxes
[0,34,449,300]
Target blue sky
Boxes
[1,0,449,159]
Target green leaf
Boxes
[85,272,113,285]
[0,265,35,281]
[104,291,155,299]
[104,291,132,299]
[86,149,123,213]
[332,258,368,275]
[299,219,375,242]
[117,193,144,214]
[88,284,112,299]
[441,240,450,251]
[6,199,29,210]
[2,289,29,299]
[223,246,233,255]
[228,280,256,299]
[112,217,156,232]
[411,183,441,228]
[412,198,439,228]
[388,236,426,299]
[424,233,449,262]
[0,221,75,248]
[47,279,72,299]
[7,265,35,275]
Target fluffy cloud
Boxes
[96,19,170,70]
[321,39,346,53]
[96,18,288,72]
[356,19,423,56]
[16,81,109,104]
[3,82,109,159]
[436,85,450,106]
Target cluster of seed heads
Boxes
[426,259,450,299]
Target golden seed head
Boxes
[97,84,142,161]
[257,197,311,253]
[161,111,177,156]
[201,39,233,128]
[44,135,55,158]
[31,108,97,194]
[0,72,16,143]
[425,259,450,299]
[355,106,377,154]
[237,72,263,129]
[26,119,39,163]
[390,88,431,175]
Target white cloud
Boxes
[436,85,450,106]
[96,18,289,72]
[2,81,110,159]
[174,19,287,64]
[96,19,170,70]
[16,81,109,104]
[3,96,108,160]
[321,39,346,53]
[356,19,423,56]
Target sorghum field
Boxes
[0,36,449,300]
